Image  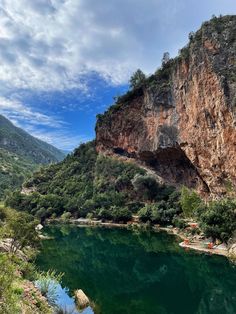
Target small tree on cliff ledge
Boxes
[129,69,146,89]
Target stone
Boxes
[95,16,236,198]
[228,243,236,260]
[75,289,90,309]
[216,243,227,250]
[35,224,44,231]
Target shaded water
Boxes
[36,225,236,314]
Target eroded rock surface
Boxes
[96,15,236,197]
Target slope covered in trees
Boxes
[0,148,37,198]
[0,114,65,198]
[0,115,64,164]
[6,141,181,223]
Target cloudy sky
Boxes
[0,0,236,150]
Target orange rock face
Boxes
[96,16,236,197]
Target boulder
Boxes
[35,224,44,231]
[228,243,236,260]
[75,289,90,309]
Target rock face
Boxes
[96,15,236,197]
[229,243,236,260]
[75,289,90,309]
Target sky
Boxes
[0,0,236,151]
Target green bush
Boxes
[6,142,181,225]
[132,174,160,200]
[6,211,39,254]
[0,254,19,313]
[172,217,187,229]
[110,206,132,223]
[129,69,146,89]
[197,199,236,243]
[180,187,202,217]
[61,212,72,221]
[138,205,153,223]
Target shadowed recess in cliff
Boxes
[112,144,209,193]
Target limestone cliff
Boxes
[96,15,236,197]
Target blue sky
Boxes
[0,0,236,151]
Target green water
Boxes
[36,225,236,314]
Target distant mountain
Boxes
[0,114,65,197]
[0,114,65,164]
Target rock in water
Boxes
[75,289,90,309]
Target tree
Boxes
[180,187,202,217]
[6,212,39,254]
[198,199,236,243]
[110,206,132,223]
[162,52,170,66]
[0,255,18,313]
[138,205,152,222]
[132,174,159,200]
[129,69,146,89]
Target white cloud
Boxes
[0,0,236,150]
[23,126,90,151]
[0,96,63,127]
[1,0,235,92]
[0,96,90,150]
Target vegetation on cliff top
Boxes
[97,14,236,126]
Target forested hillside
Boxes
[0,115,64,164]
[6,141,181,224]
[0,149,37,198]
[0,114,65,198]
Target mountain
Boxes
[96,15,236,197]
[0,114,64,164]
[7,141,180,224]
[0,114,65,197]
[5,16,236,247]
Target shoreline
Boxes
[44,218,231,259]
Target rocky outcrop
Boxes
[75,289,90,309]
[229,243,236,260]
[96,15,236,197]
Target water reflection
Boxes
[36,226,236,314]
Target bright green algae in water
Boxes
[36,225,236,314]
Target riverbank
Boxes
[160,227,229,257]
[45,218,234,260]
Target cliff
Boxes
[96,15,236,197]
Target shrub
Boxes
[6,212,39,254]
[97,208,113,221]
[110,206,132,223]
[180,187,202,217]
[172,217,187,229]
[198,199,236,243]
[35,270,63,305]
[61,212,72,221]
[0,254,19,313]
[132,174,160,200]
[129,69,146,89]
[138,205,153,222]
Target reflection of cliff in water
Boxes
[37,226,236,314]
